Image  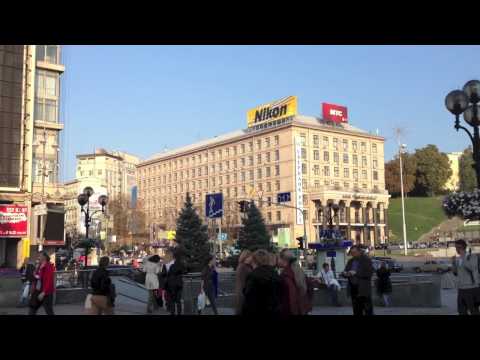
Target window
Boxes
[362,170,367,179]
[361,142,366,152]
[198,168,202,176]
[36,45,59,64]
[248,142,253,152]
[333,138,339,150]
[234,159,237,168]
[218,150,222,160]
[334,167,339,177]
[374,184,379,192]
[219,176,223,185]
[343,139,348,151]
[333,152,339,164]
[352,141,358,152]
[362,183,367,189]
[205,166,208,175]
[266,167,271,177]
[324,166,330,177]
[276,211,281,222]
[241,158,246,167]
[373,171,378,181]
[98,170,102,175]
[353,155,358,166]
[373,159,378,169]
[344,182,350,188]
[344,168,349,178]
[249,170,254,180]
[313,150,320,161]
[233,173,237,183]
[301,148,307,160]
[275,150,279,161]
[241,172,245,182]
[362,156,367,167]
[300,134,306,146]
[257,154,262,164]
[212,177,216,186]
[249,156,253,166]
[274,135,279,146]
[89,170,93,176]
[372,143,377,153]
[219,163,223,172]
[302,163,307,174]
[267,182,272,192]
[266,152,271,163]
[275,181,280,191]
[313,135,319,148]
[265,137,270,148]
[343,154,349,164]
[323,136,329,149]
[234,146,238,155]
[353,169,358,180]
[258,183,263,192]
[315,180,320,188]
[257,168,262,179]
[267,212,272,222]
[226,175,230,184]
[275,165,280,176]
[241,144,245,154]
[257,139,261,150]
[226,148,230,157]
[322,151,329,162]
[313,165,320,175]
[35,70,59,123]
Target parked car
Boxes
[372,257,403,272]
[413,260,452,273]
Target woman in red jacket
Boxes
[29,252,55,315]
[278,249,308,315]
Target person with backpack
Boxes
[86,256,115,315]
[452,239,479,315]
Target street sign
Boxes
[277,192,291,203]
[217,233,227,241]
[206,193,223,218]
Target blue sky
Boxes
[60,45,480,181]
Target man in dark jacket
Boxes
[160,248,185,315]
[342,245,374,316]
[242,249,282,316]
[87,256,115,315]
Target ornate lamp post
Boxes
[77,186,108,266]
[445,80,480,188]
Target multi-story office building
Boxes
[137,97,390,248]
[75,148,139,202]
[0,45,65,268]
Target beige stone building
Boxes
[137,100,390,248]
[0,45,65,268]
[444,151,462,192]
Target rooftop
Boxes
[141,115,382,165]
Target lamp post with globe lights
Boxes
[77,186,108,266]
[445,80,480,189]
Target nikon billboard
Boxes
[247,96,297,128]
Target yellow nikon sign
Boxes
[247,96,297,127]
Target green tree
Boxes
[459,146,477,192]
[237,201,272,251]
[384,153,417,197]
[174,193,210,272]
[413,144,452,196]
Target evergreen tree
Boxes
[237,201,272,251]
[174,193,210,272]
[459,147,477,192]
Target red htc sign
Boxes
[0,205,28,237]
[322,103,348,123]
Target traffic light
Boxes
[238,200,250,213]
[296,236,304,249]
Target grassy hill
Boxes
[387,196,447,242]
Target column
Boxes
[361,203,368,246]
[346,205,351,241]
[383,205,389,243]
[373,204,378,245]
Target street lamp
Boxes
[445,80,480,188]
[398,143,408,256]
[77,187,108,266]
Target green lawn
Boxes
[388,197,447,242]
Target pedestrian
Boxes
[234,250,253,315]
[452,239,479,315]
[200,255,218,315]
[18,258,36,307]
[86,256,115,315]
[375,262,392,307]
[317,262,341,306]
[278,249,310,315]
[160,248,185,315]
[143,254,161,314]
[28,252,55,316]
[341,245,374,316]
[242,249,282,316]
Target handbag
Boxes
[84,294,93,310]
[197,291,206,311]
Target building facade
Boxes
[445,151,462,192]
[137,98,390,248]
[0,45,65,268]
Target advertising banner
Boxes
[322,103,348,123]
[0,205,28,237]
[247,96,297,127]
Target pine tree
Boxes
[237,201,272,251]
[175,193,211,272]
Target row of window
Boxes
[307,165,379,180]
[303,134,378,153]
[140,165,281,188]
[139,136,281,176]
[309,151,378,168]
